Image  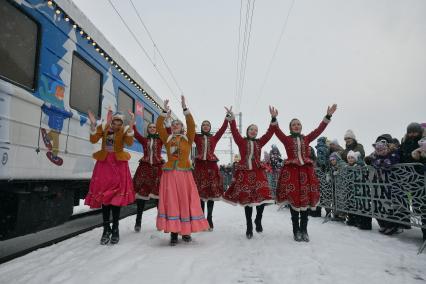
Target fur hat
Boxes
[347,150,361,160]
[344,129,356,140]
[112,112,125,123]
[407,122,422,135]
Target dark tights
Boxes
[290,207,308,235]
[244,204,265,231]
[102,205,121,229]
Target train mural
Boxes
[0,0,169,239]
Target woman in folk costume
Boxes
[223,106,278,239]
[156,96,209,246]
[275,104,337,242]
[132,117,171,232]
[85,108,135,245]
[193,117,228,230]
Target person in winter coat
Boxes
[328,152,347,222]
[275,104,337,242]
[342,130,365,162]
[370,139,401,234]
[400,123,424,163]
[400,123,426,242]
[345,150,364,227]
[193,117,228,231]
[86,108,135,245]
[412,137,426,164]
[329,138,344,156]
[156,97,209,246]
[223,106,277,239]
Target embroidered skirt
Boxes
[193,160,223,201]
[275,164,320,211]
[222,168,274,207]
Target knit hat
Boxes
[347,150,361,160]
[329,152,341,161]
[373,140,388,151]
[375,134,392,144]
[330,138,340,146]
[406,122,422,135]
[344,129,356,140]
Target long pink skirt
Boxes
[85,153,135,209]
[156,170,209,235]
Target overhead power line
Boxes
[249,0,296,116]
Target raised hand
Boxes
[88,109,97,126]
[327,104,337,116]
[181,95,187,109]
[224,106,234,121]
[224,106,233,115]
[164,99,170,112]
[106,106,113,126]
[128,110,135,128]
[269,106,278,118]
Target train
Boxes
[0,0,170,239]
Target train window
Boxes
[70,53,102,116]
[0,1,39,90]
[143,108,154,136]
[117,89,134,124]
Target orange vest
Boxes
[157,110,195,170]
[90,123,134,161]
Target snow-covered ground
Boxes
[72,199,94,215]
[0,202,425,284]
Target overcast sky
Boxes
[73,0,426,163]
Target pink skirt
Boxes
[156,170,209,235]
[85,153,135,209]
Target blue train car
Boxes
[0,0,167,239]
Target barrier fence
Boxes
[221,163,426,253]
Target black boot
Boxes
[245,206,253,239]
[100,205,112,245]
[134,199,145,232]
[110,226,120,244]
[290,208,302,242]
[170,232,178,246]
[182,235,192,242]
[207,200,214,231]
[300,210,309,242]
[254,204,265,233]
[100,224,112,245]
[110,206,121,244]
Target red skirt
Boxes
[275,164,320,211]
[193,160,223,201]
[133,161,162,200]
[223,168,273,207]
[85,153,135,209]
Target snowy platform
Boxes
[0,202,425,284]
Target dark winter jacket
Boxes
[342,141,365,162]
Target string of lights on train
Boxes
[46,0,163,112]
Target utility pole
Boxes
[237,112,242,134]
